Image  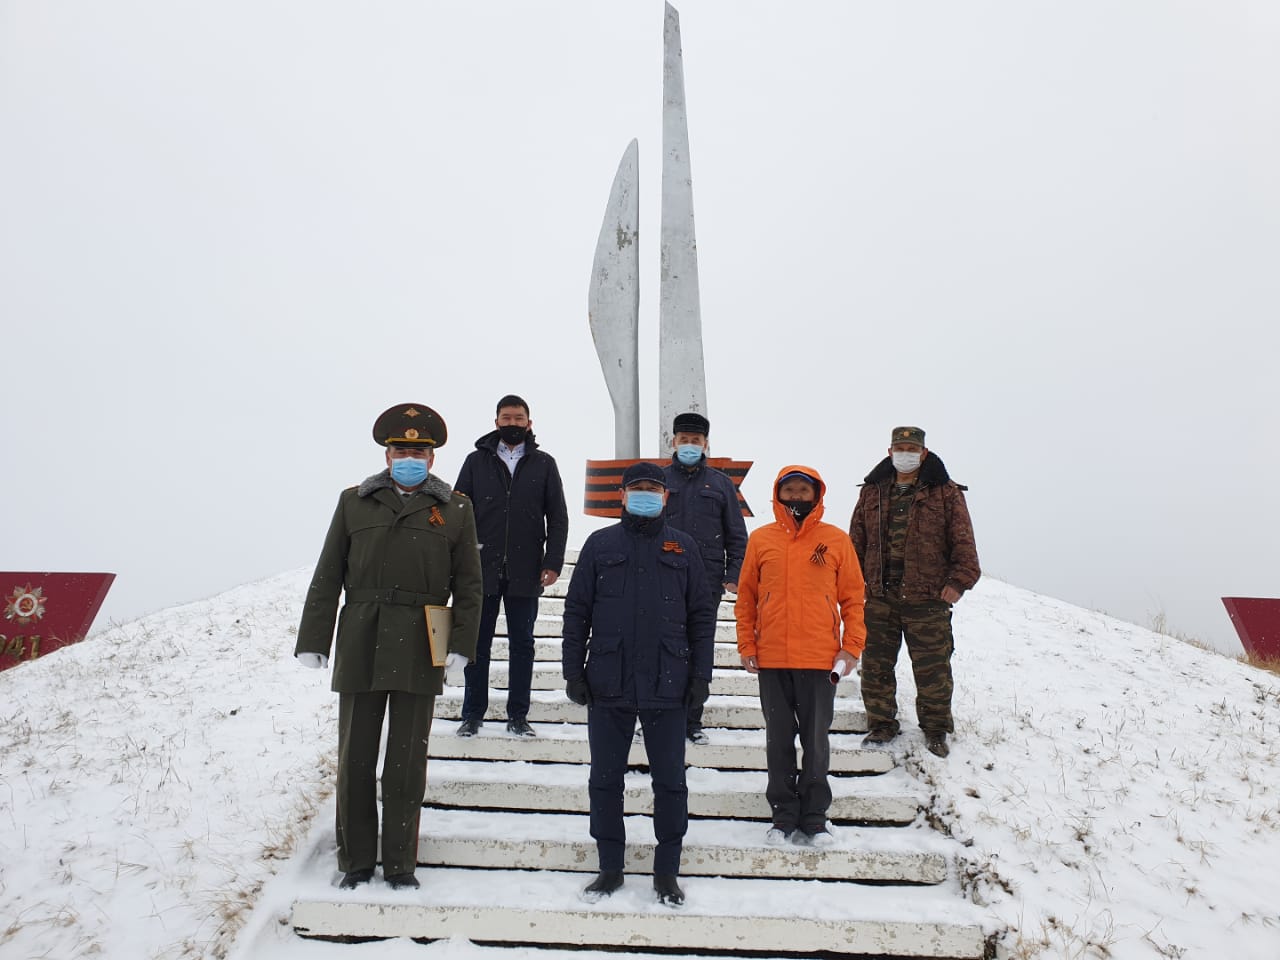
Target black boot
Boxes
[384,871,420,889]
[581,869,624,903]
[925,732,950,758]
[338,867,374,889]
[653,873,684,907]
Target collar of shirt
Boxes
[497,441,526,475]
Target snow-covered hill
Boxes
[2,572,1277,959]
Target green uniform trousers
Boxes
[861,595,955,736]
[336,690,435,875]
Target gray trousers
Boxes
[757,669,836,834]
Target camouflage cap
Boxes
[373,404,447,448]
[890,426,926,447]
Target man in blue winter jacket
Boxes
[562,461,717,908]
[662,411,747,744]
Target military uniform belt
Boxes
[344,587,442,606]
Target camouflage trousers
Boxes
[861,595,954,735]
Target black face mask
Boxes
[782,499,816,521]
[498,425,528,446]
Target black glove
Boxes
[566,677,592,706]
[684,677,710,709]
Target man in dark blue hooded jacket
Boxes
[661,411,747,744]
[562,461,716,908]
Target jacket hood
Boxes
[358,470,454,502]
[474,429,540,452]
[862,451,953,487]
[771,463,827,529]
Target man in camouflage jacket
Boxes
[849,426,980,758]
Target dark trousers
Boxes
[588,704,688,875]
[861,594,955,735]
[462,582,539,723]
[757,669,836,834]
[336,689,435,875]
[685,587,723,733]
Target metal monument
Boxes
[584,2,751,517]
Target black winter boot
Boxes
[581,870,624,903]
[338,868,374,889]
[653,873,685,907]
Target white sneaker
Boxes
[764,827,793,845]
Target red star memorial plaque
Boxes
[1221,597,1280,661]
[1,572,115,672]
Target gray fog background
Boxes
[3,1,1276,655]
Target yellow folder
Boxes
[424,604,451,667]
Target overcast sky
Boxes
[2,1,1276,654]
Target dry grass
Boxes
[1242,652,1280,676]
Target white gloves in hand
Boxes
[444,652,468,685]
[297,652,328,670]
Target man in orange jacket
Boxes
[734,466,866,846]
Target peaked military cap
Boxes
[621,461,667,488]
[373,403,447,447]
[891,426,926,447]
[672,411,710,437]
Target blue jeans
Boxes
[461,582,539,723]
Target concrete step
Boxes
[492,637,768,670]
[417,808,948,883]
[423,760,918,824]
[537,594,738,621]
[515,617,738,642]
[432,690,868,733]
[289,867,985,958]
[429,719,892,774]
[470,661,862,701]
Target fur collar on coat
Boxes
[358,469,454,502]
[862,452,960,488]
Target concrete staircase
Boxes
[290,552,989,958]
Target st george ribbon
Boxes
[584,3,751,517]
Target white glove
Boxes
[444,652,468,685]
[297,652,328,670]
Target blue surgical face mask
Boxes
[624,490,664,518]
[675,444,704,466]
[390,457,428,488]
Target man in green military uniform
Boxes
[295,403,482,889]
[849,426,980,759]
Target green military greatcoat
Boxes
[295,471,482,695]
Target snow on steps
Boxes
[289,551,987,957]
[427,719,893,773]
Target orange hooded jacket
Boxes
[734,465,866,669]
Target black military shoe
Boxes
[384,872,420,890]
[925,732,950,758]
[456,718,481,737]
[506,718,537,737]
[862,724,899,746]
[338,868,374,889]
[687,726,709,746]
[653,873,685,907]
[580,870,624,903]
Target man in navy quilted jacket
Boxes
[561,462,716,908]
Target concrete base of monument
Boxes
[584,457,753,517]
